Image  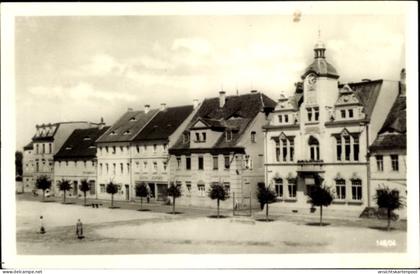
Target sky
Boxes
[15,13,405,150]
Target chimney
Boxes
[250,89,258,93]
[127,107,133,112]
[144,104,150,114]
[399,68,406,96]
[219,91,226,108]
[160,103,167,111]
[99,117,105,129]
[193,99,199,109]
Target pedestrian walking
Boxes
[39,215,46,234]
[76,219,84,239]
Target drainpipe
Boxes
[362,122,371,207]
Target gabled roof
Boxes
[170,92,276,152]
[370,96,406,152]
[23,142,33,151]
[96,109,159,143]
[338,80,383,119]
[54,126,110,161]
[133,105,194,142]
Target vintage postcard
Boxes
[1,1,419,270]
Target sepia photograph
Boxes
[1,1,419,270]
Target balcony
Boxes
[297,160,325,173]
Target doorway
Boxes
[125,184,130,200]
[73,181,78,196]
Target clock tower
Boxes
[301,38,340,125]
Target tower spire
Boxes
[314,28,326,59]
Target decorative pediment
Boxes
[350,172,362,181]
[335,93,362,106]
[334,172,344,181]
[340,128,350,136]
[191,119,208,129]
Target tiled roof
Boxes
[95,109,159,143]
[54,126,110,160]
[133,105,194,141]
[170,92,276,151]
[23,142,33,150]
[339,80,383,119]
[370,96,406,152]
[302,58,339,79]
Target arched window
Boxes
[308,136,320,160]
[274,178,283,198]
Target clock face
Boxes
[307,73,317,85]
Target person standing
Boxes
[76,219,84,239]
[39,215,45,234]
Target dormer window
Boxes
[348,109,354,118]
[195,132,200,142]
[110,131,116,136]
[83,136,91,141]
[251,131,256,143]
[65,146,72,150]
[123,130,130,135]
[183,132,190,143]
[341,110,346,119]
[129,117,136,121]
[226,130,233,142]
[89,145,96,149]
[202,132,206,142]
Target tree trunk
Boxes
[111,194,114,208]
[320,205,323,226]
[387,208,391,231]
[42,190,45,202]
[266,203,269,222]
[217,199,220,218]
[172,196,175,214]
[84,192,87,206]
[140,197,143,209]
[63,191,66,204]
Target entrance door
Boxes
[148,183,156,199]
[125,184,129,200]
[73,181,78,196]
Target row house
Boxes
[263,39,400,216]
[95,106,159,200]
[24,121,103,192]
[130,104,196,201]
[22,142,34,192]
[53,126,110,198]
[169,91,276,208]
[369,72,406,219]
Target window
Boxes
[100,184,106,193]
[130,117,136,121]
[65,161,68,167]
[226,130,233,142]
[245,155,253,169]
[153,144,157,152]
[274,178,283,198]
[127,163,130,173]
[307,108,313,122]
[281,138,287,162]
[195,133,200,142]
[120,163,123,174]
[105,146,109,153]
[83,161,87,168]
[202,132,206,142]
[42,144,45,154]
[143,145,147,152]
[99,163,103,175]
[288,178,297,198]
[36,144,39,154]
[153,162,158,173]
[251,131,256,143]
[185,181,192,194]
[112,146,116,154]
[176,156,181,169]
[143,161,148,171]
[353,136,359,161]
[163,144,167,151]
[391,155,399,171]
[198,156,204,170]
[348,109,354,118]
[36,161,39,172]
[197,184,206,197]
[186,157,191,170]
[213,156,219,170]
[224,156,230,169]
[223,182,231,196]
[49,143,52,154]
[376,155,384,171]
[289,139,294,162]
[335,179,346,200]
[106,163,109,174]
[89,180,96,195]
[135,161,140,170]
[351,180,362,200]
[308,136,320,161]
[344,135,351,161]
[163,161,167,171]
[113,163,116,175]
[183,133,189,143]
[275,140,280,162]
[314,107,319,121]
[285,114,289,123]
[336,136,342,161]
[341,109,346,118]
[278,115,283,123]
[123,130,130,135]
[136,146,140,153]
